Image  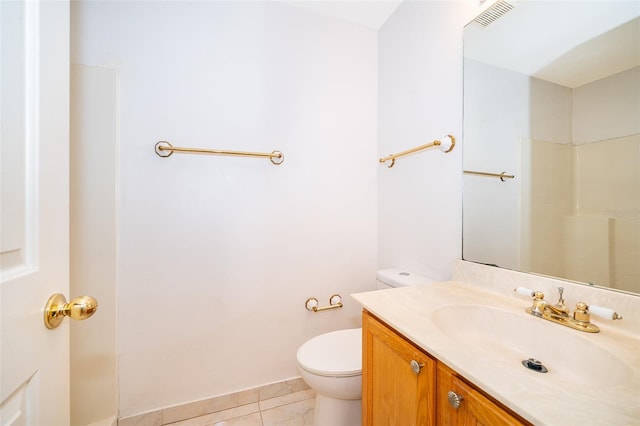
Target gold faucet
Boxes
[525,288,622,333]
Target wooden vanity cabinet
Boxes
[363,310,529,426]
[362,310,436,425]
[436,362,526,426]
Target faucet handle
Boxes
[573,302,590,323]
[533,291,545,300]
[574,302,623,323]
[530,291,546,316]
[514,287,535,297]
[589,305,623,320]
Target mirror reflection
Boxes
[463,1,639,294]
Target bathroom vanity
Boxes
[353,261,640,425]
[362,310,527,425]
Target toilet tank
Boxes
[376,268,436,290]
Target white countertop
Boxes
[352,281,640,425]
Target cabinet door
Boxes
[362,311,436,426]
[436,362,527,426]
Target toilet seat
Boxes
[297,328,362,377]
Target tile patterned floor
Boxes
[117,379,315,426]
[167,389,315,426]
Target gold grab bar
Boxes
[305,295,343,312]
[379,135,455,168]
[464,170,515,181]
[155,141,284,165]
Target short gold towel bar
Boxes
[464,170,515,181]
[155,141,284,165]
[379,135,455,168]
[305,294,343,312]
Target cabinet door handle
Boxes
[410,359,424,374]
[447,391,464,409]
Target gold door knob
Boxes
[44,293,98,329]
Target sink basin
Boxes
[430,304,639,388]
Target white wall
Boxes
[70,64,118,426]
[573,66,640,145]
[462,59,530,270]
[377,1,484,281]
[461,53,576,272]
[571,66,640,291]
[463,58,639,289]
[71,1,378,417]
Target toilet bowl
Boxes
[296,328,362,426]
[296,269,436,425]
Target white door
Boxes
[1,1,71,424]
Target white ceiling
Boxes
[286,0,403,29]
[285,0,640,87]
[465,0,640,88]
[534,17,640,88]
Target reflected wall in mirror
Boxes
[463,0,640,294]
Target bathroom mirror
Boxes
[462,0,640,295]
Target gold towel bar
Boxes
[464,170,515,181]
[155,141,284,165]
[379,135,455,168]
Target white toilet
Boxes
[296,269,435,426]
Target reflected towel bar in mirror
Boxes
[379,135,455,168]
[155,141,284,165]
[464,170,515,181]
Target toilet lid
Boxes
[297,328,362,377]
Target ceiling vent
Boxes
[473,0,516,27]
